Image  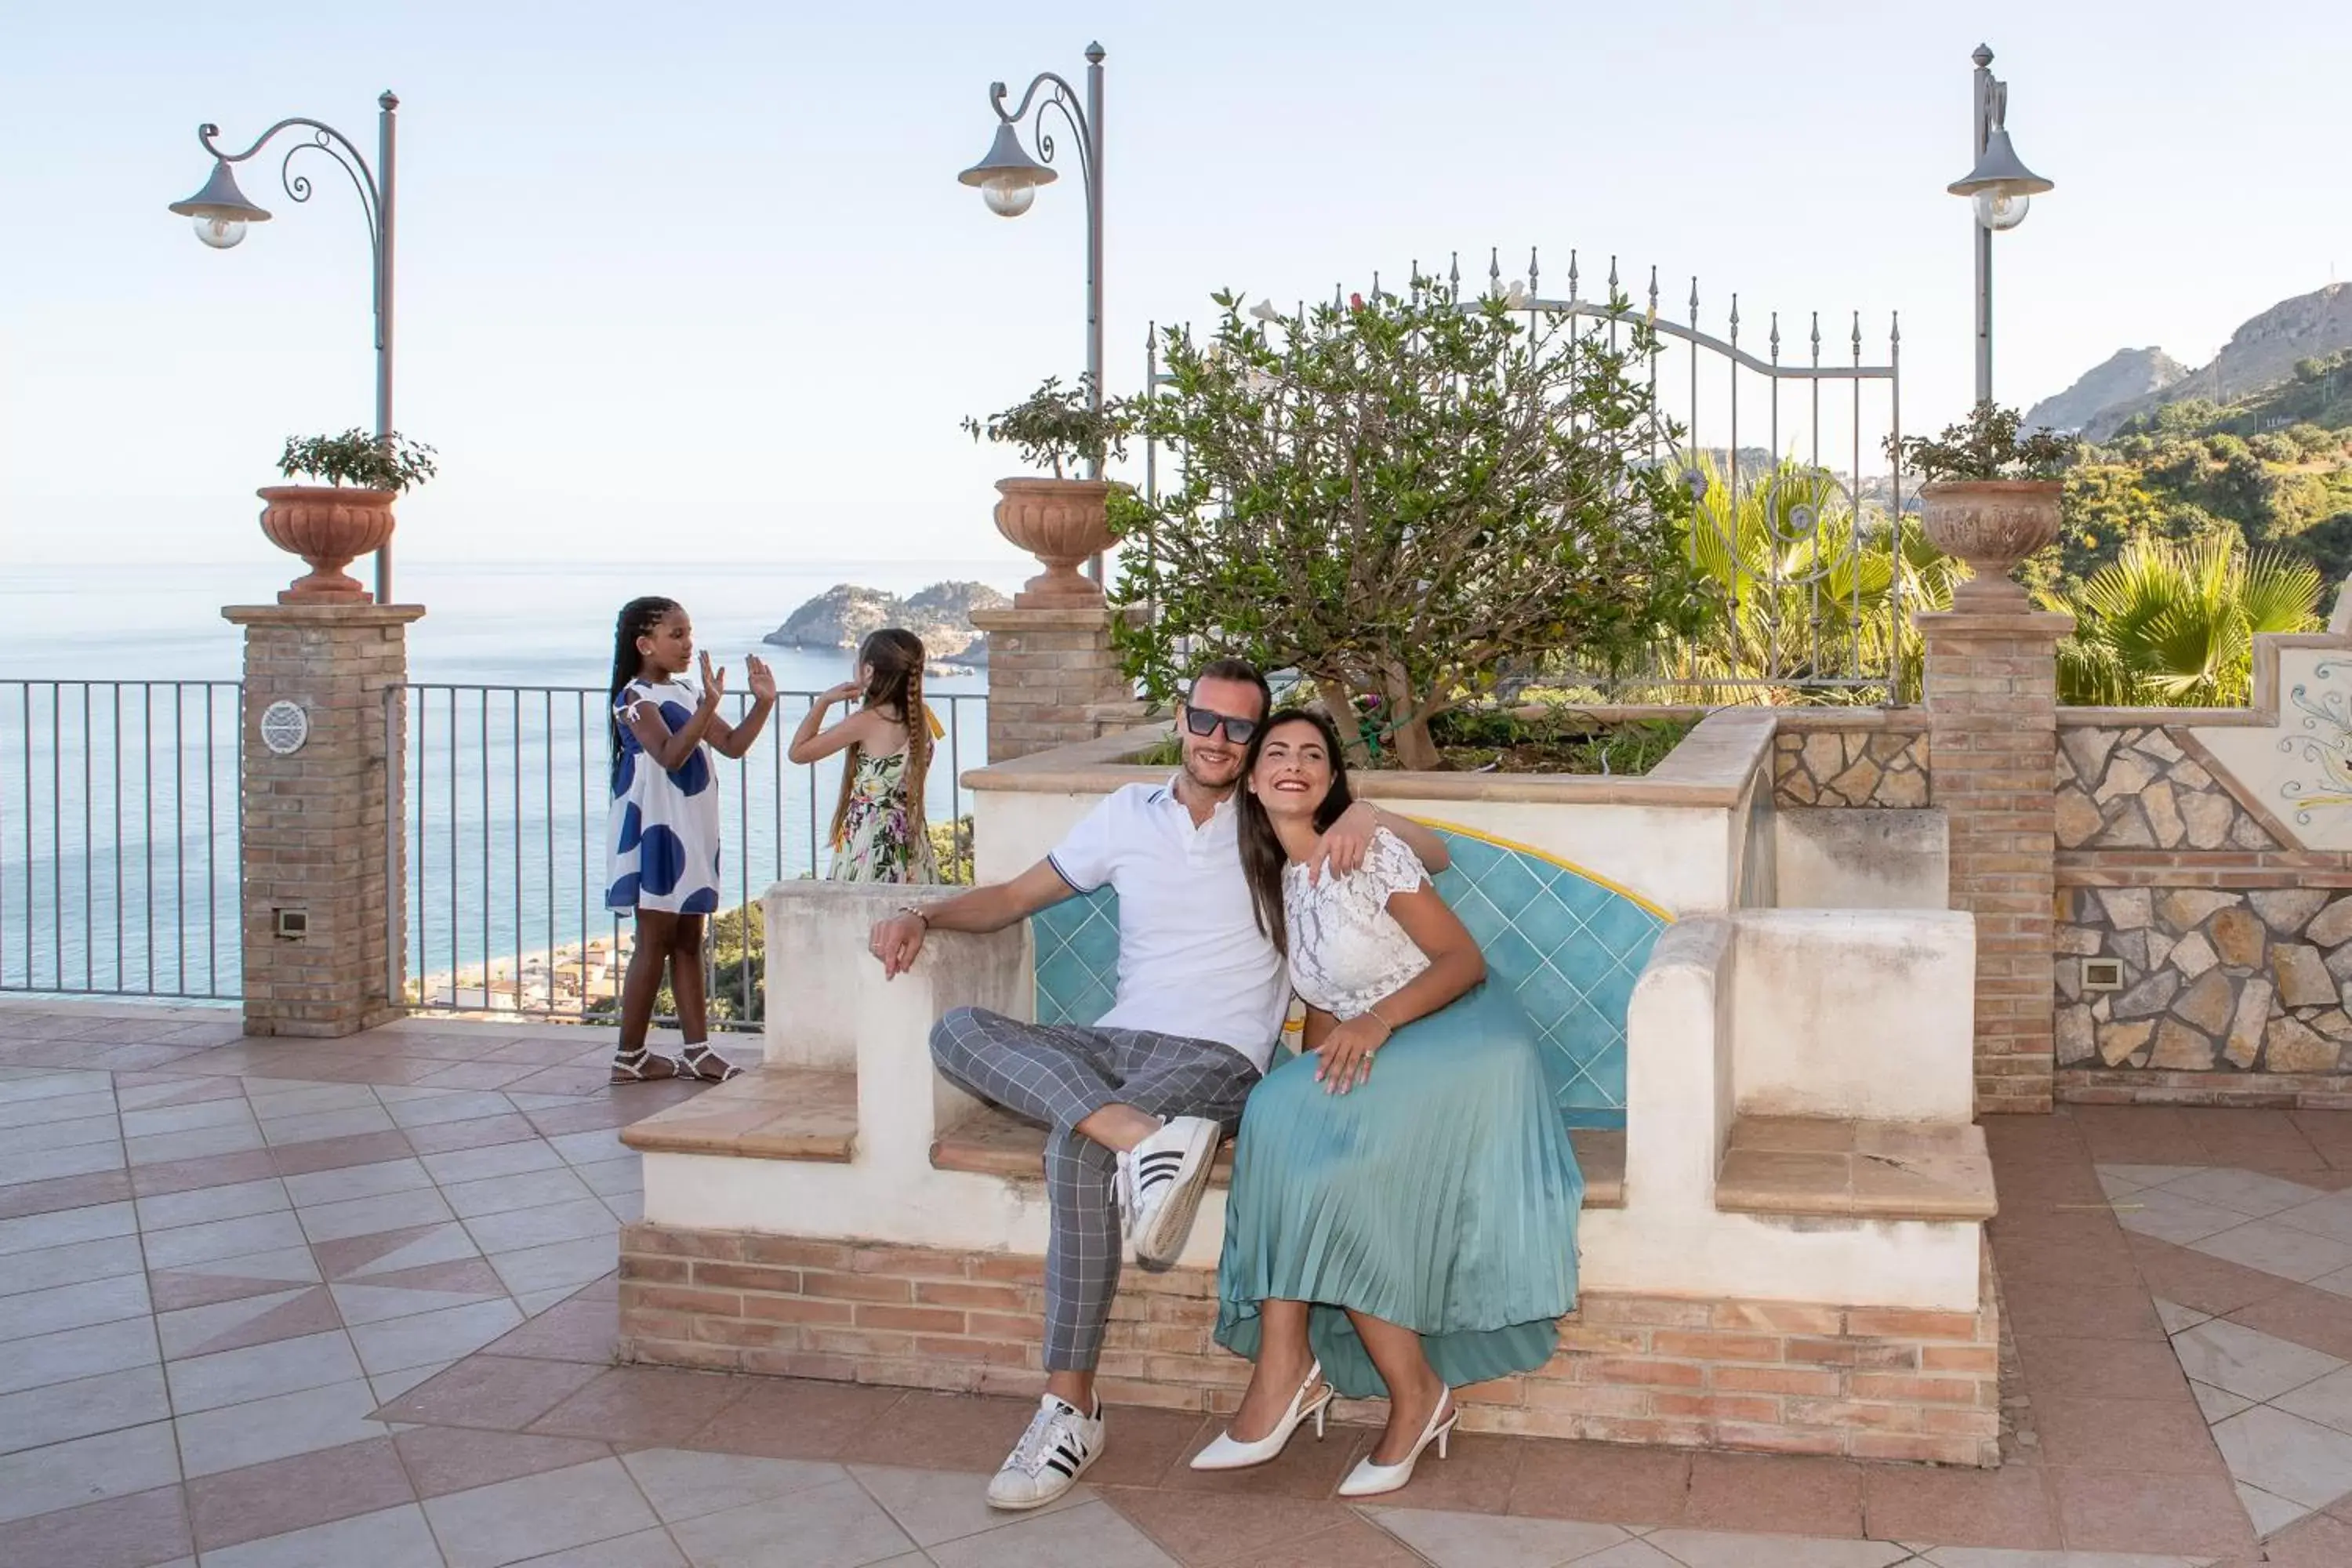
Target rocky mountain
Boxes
[2194,283,2352,405]
[2032,284,2352,441]
[764,581,1007,664]
[2025,348,2189,434]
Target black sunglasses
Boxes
[1181,706,1258,745]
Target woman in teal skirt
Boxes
[1196,708,1584,1497]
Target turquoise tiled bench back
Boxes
[1029,827,1668,1130]
[1031,883,1124,1033]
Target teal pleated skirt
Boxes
[1214,984,1584,1399]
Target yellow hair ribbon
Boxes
[924,703,946,741]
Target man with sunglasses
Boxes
[866,657,1450,1511]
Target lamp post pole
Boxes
[1971,45,1994,405]
[1083,43,1105,469]
[960,43,1109,579]
[1948,45,2051,410]
[376,94,397,510]
[171,93,401,603]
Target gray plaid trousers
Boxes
[930,1007,1261,1371]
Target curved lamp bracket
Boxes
[989,71,1094,192]
[197,117,387,339]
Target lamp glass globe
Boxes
[981,176,1036,219]
[1974,189,2030,232]
[193,212,248,249]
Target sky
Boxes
[4,0,2349,572]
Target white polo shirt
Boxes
[1047,778,1287,1072]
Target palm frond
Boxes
[2056,536,2322,706]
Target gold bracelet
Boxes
[1367,1005,1396,1040]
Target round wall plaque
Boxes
[260,700,310,756]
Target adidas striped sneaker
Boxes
[1123,1114,1221,1272]
[985,1392,1103,1510]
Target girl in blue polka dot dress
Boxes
[604,596,777,1083]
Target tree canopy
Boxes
[1113,281,1705,768]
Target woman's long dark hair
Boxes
[608,596,681,759]
[1237,706,1356,957]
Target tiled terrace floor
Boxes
[6,1002,2352,1565]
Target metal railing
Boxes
[0,681,244,1001]
[0,679,987,1023]
[399,686,987,1030]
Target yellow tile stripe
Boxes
[1407,815,1675,923]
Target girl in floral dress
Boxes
[789,628,942,884]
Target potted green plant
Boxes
[963,376,1134,607]
[1886,402,2075,608]
[259,430,437,604]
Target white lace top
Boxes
[1283,828,1435,1020]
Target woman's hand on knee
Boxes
[1314,1014,1391,1094]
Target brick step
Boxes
[930,1104,1628,1208]
[1714,1115,1995,1222]
[616,1222,2003,1468]
[619,1065,855,1162]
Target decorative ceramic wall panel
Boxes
[2194,649,2352,851]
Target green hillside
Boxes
[2025,349,2352,604]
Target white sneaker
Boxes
[1126,1115,1221,1271]
[985,1393,1103,1511]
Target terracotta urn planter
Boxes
[1918,479,2063,609]
[256,485,397,604]
[993,477,1116,608]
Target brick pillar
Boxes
[969,606,1141,763]
[1918,606,2074,1114]
[224,604,423,1037]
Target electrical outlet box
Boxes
[2082,958,2124,992]
[274,909,309,940]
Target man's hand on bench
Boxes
[870,912,927,979]
[866,861,1083,980]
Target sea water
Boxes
[0,559,1013,1006]
[0,559,1005,691]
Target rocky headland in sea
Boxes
[762,581,1007,670]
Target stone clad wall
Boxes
[2058,887,2352,1080]
[2055,718,2352,1102]
[1772,717,1930,809]
[2056,726,2278,854]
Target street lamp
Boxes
[960,44,1105,451]
[960,44,1110,582]
[170,93,401,603]
[1947,45,2053,405]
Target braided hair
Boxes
[827,629,932,867]
[608,596,681,759]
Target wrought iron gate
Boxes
[1138,245,1914,700]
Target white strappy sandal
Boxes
[1189,1360,1334,1471]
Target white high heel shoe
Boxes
[1189,1361,1333,1471]
[1338,1388,1458,1498]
